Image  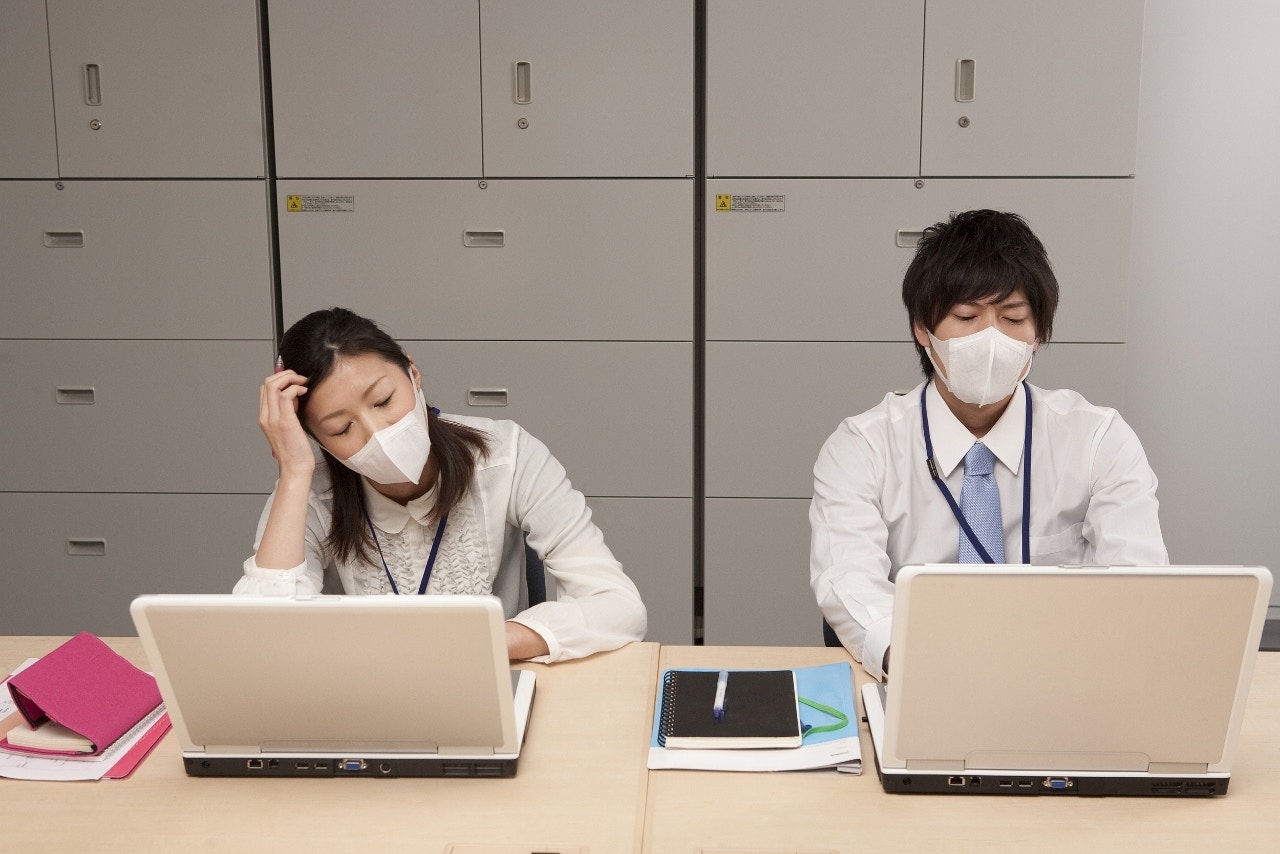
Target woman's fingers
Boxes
[258,371,312,464]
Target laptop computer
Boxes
[130,594,535,778]
[861,564,1272,797]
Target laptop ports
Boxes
[339,759,366,772]
[1042,777,1075,790]
[947,776,966,787]
[246,759,264,770]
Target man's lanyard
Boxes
[367,513,448,595]
[921,381,1032,564]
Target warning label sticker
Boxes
[715,194,785,212]
[286,194,355,213]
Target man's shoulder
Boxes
[848,383,926,427]
[1029,384,1118,419]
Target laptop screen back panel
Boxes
[880,566,1270,793]
[132,595,522,776]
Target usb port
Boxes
[313,762,329,771]
[295,762,310,771]
[999,780,1014,788]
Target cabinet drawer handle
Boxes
[895,229,924,248]
[955,58,976,103]
[84,63,102,105]
[514,60,532,104]
[67,538,107,556]
[56,386,96,405]
[44,230,85,248]
[463,230,505,248]
[468,388,509,407]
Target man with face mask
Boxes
[809,210,1168,681]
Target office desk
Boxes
[5,638,1279,853]
[0,637,660,854]
[644,646,1280,854]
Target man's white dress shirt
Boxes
[811,380,1167,680]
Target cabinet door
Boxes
[706,178,1133,344]
[706,0,923,177]
[0,340,276,493]
[480,0,693,177]
[269,1,482,178]
[405,341,693,499]
[921,0,1143,176]
[703,498,822,646]
[2,180,272,339]
[278,179,692,341]
[0,0,59,178]
[0,493,267,636]
[46,0,264,177]
[705,341,1127,500]
[588,497,694,644]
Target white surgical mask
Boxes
[338,375,432,484]
[928,326,1035,407]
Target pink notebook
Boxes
[2,632,162,757]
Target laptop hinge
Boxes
[1149,762,1209,775]
[205,745,260,755]
[439,746,496,756]
[906,759,964,772]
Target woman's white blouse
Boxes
[235,415,647,663]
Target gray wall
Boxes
[1128,1,1280,594]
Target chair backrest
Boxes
[524,539,547,606]
[821,618,842,648]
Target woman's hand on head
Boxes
[259,369,316,479]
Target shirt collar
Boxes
[925,379,1027,477]
[361,478,439,534]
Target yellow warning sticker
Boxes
[285,194,355,213]
[716,194,785,213]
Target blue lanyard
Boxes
[367,513,448,595]
[921,381,1032,564]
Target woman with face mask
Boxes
[238,308,646,662]
[810,210,1168,681]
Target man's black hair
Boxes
[902,209,1059,377]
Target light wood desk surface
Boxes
[0,636,660,854]
[645,646,1280,854]
[4,638,1279,853]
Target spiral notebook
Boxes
[647,662,862,772]
[657,669,802,749]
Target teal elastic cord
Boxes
[798,697,849,739]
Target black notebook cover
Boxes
[657,669,802,749]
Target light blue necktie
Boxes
[958,442,1005,563]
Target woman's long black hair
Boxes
[279,307,490,566]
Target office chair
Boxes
[524,538,548,606]
[822,618,842,648]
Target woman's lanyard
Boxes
[921,381,1032,564]
[366,513,448,595]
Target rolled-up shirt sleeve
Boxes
[234,484,329,595]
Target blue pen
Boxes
[712,669,728,719]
